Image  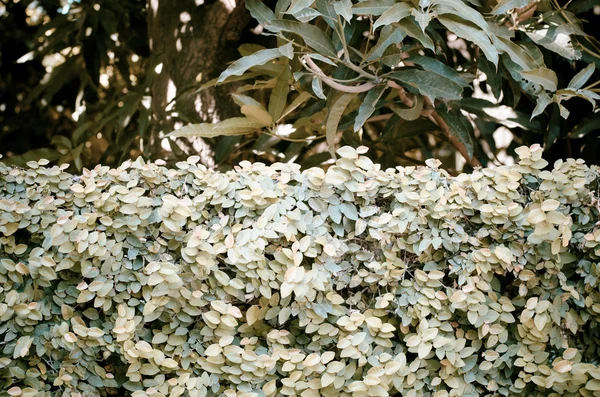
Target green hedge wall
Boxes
[1,145,600,397]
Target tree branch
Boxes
[386,81,481,167]
[302,55,376,93]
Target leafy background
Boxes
[1,0,600,173]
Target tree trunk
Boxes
[147,0,251,161]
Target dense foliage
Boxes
[169,0,600,171]
[2,145,600,396]
[2,0,600,171]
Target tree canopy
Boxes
[1,0,600,172]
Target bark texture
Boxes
[147,0,251,158]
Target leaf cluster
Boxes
[2,146,600,395]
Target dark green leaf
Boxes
[365,26,405,63]
[438,15,498,65]
[389,69,463,101]
[569,112,600,138]
[326,92,357,158]
[397,18,435,52]
[408,55,470,87]
[354,85,387,131]
[437,103,474,158]
[266,20,337,57]
[477,58,501,100]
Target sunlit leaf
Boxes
[520,68,558,92]
[218,44,294,83]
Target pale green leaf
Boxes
[307,53,338,66]
[231,94,264,109]
[412,8,434,32]
[241,105,274,126]
[312,77,327,99]
[265,20,337,57]
[390,94,424,120]
[373,2,413,30]
[354,85,387,131]
[292,7,322,22]
[218,44,293,83]
[352,0,395,16]
[520,68,558,92]
[278,92,313,121]
[568,63,595,90]
[246,0,275,25]
[287,0,315,14]
[531,92,552,119]
[493,37,540,71]
[526,28,581,60]
[269,64,291,121]
[491,0,532,14]
[333,0,353,23]
[326,93,357,158]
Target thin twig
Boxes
[302,55,376,93]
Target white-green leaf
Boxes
[326,93,357,158]
[491,0,532,15]
[365,26,405,63]
[231,93,264,109]
[292,7,322,22]
[218,44,293,83]
[526,28,581,60]
[266,20,337,57]
[373,2,413,30]
[246,0,275,25]
[568,63,595,90]
[438,15,498,65]
[520,68,558,92]
[287,0,315,14]
[352,0,395,16]
[390,94,424,120]
[333,0,353,23]
[307,53,338,66]
[354,85,387,131]
[531,92,552,119]
[312,77,327,99]
[389,69,463,101]
[412,8,434,32]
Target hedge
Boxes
[1,145,600,397]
